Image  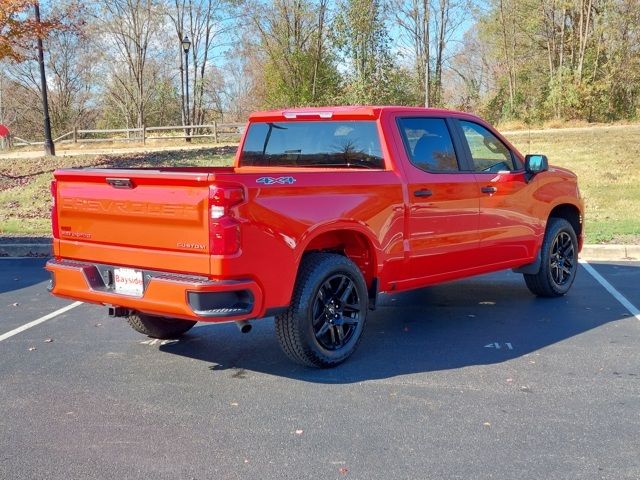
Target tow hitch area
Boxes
[108,306,130,317]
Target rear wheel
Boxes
[127,312,196,339]
[524,218,578,297]
[275,253,368,368]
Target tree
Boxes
[2,25,97,139]
[0,0,68,61]
[94,0,162,130]
[334,0,397,104]
[167,0,239,127]
[0,1,84,148]
[394,0,431,106]
[250,0,339,107]
[473,0,640,123]
[218,31,268,120]
[431,0,467,105]
[447,29,491,112]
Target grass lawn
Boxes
[504,125,640,244]
[1,126,639,244]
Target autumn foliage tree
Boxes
[0,0,63,61]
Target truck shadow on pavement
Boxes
[0,258,50,294]
[160,265,635,383]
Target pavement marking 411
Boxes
[484,342,514,350]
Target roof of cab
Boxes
[248,105,477,122]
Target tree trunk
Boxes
[576,0,593,83]
[435,0,447,105]
[311,0,327,102]
[423,0,430,107]
[498,0,514,112]
[557,7,566,119]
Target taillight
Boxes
[50,180,59,239]
[209,185,244,255]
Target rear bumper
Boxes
[46,258,263,322]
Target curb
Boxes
[0,241,638,261]
[580,244,639,261]
[0,243,52,258]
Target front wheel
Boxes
[275,253,368,368]
[524,218,578,297]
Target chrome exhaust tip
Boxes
[235,320,252,334]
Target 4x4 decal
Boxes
[256,176,296,185]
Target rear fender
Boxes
[295,223,382,288]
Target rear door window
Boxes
[240,121,384,169]
[397,118,460,172]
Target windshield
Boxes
[239,120,384,169]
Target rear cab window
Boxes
[240,121,385,169]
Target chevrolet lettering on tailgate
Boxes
[61,198,200,220]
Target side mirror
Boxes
[525,154,548,182]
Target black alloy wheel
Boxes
[549,231,576,287]
[524,217,579,297]
[312,273,362,351]
[275,253,368,368]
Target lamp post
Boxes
[182,35,191,142]
[35,2,55,156]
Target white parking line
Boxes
[580,260,640,321]
[0,302,83,342]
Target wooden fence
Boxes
[7,122,246,148]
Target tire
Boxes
[275,253,368,368]
[127,312,196,339]
[524,218,578,297]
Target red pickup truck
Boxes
[46,106,584,367]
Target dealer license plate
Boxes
[114,268,144,297]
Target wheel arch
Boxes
[514,202,583,275]
[297,226,380,293]
[548,203,583,239]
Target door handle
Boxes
[481,186,498,194]
[414,189,433,198]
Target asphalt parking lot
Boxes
[1,258,639,480]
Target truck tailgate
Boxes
[54,168,211,274]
